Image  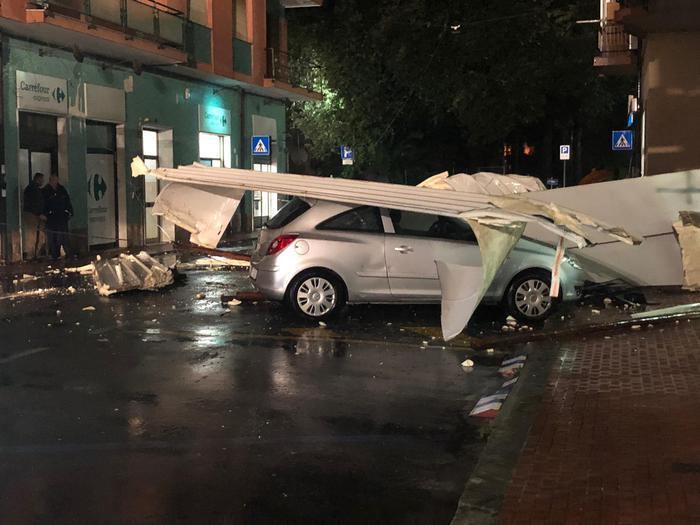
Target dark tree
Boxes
[289,0,634,184]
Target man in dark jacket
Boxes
[22,172,46,259]
[43,173,73,260]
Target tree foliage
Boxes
[289,0,634,183]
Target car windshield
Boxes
[265,197,311,229]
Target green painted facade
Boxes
[1,36,287,261]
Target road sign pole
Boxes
[563,160,567,188]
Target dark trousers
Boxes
[46,222,69,259]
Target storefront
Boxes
[1,36,289,261]
[198,105,232,168]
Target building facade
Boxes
[596,0,700,176]
[0,0,321,262]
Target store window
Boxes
[143,129,160,243]
[199,132,231,168]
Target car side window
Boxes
[316,206,383,233]
[389,210,476,242]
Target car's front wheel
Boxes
[505,269,556,323]
[287,270,346,321]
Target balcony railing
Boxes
[43,0,186,48]
[618,0,648,8]
[266,48,320,92]
[598,22,636,53]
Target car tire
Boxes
[287,269,346,321]
[504,269,557,323]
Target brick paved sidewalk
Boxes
[500,319,700,525]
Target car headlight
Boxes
[564,256,582,270]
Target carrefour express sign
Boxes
[16,71,68,114]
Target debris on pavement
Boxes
[82,306,96,312]
[93,252,174,297]
[64,263,95,275]
[226,298,242,307]
[0,288,60,301]
[196,292,206,300]
[673,211,700,291]
[469,377,519,418]
[499,355,527,377]
[176,256,250,271]
[461,358,475,368]
[631,302,700,320]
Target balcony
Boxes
[594,22,638,74]
[616,0,700,35]
[43,0,186,48]
[279,0,324,7]
[266,48,320,93]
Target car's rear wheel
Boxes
[505,270,556,322]
[287,269,346,321]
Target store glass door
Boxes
[19,112,58,258]
[86,121,118,248]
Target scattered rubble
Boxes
[176,256,250,271]
[64,263,95,275]
[673,211,700,291]
[93,252,174,297]
[631,302,700,319]
[461,358,475,368]
[499,355,527,377]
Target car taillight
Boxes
[267,234,299,256]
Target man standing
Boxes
[22,172,46,260]
[43,173,73,260]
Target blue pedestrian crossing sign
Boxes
[251,135,271,156]
[612,130,633,151]
[340,145,354,165]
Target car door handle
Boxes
[394,245,413,253]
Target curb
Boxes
[470,310,700,350]
[451,346,558,525]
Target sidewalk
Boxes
[498,318,700,524]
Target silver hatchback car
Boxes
[250,198,585,323]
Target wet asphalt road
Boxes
[0,269,507,524]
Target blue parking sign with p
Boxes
[340,145,354,165]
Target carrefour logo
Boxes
[52,87,65,103]
[19,80,50,95]
[205,110,227,128]
[89,173,108,201]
